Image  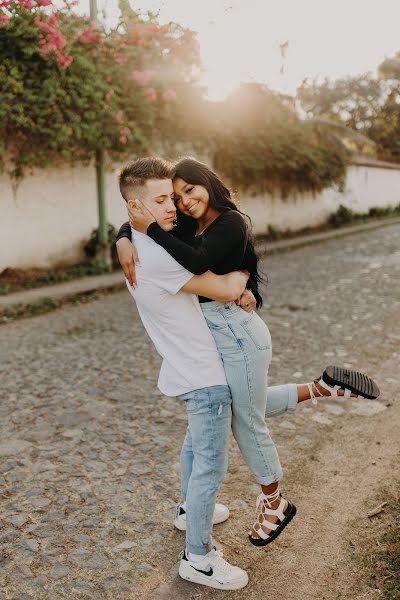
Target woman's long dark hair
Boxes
[174,157,264,307]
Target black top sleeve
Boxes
[116,221,132,243]
[146,211,248,275]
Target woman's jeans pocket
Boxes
[241,312,272,350]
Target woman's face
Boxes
[173,177,210,220]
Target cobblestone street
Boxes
[1,224,399,600]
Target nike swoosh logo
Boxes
[191,566,213,577]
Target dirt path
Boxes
[146,358,399,600]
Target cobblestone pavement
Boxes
[0,224,399,600]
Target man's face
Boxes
[137,178,176,231]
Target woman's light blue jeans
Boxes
[200,301,297,485]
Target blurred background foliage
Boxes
[1,1,399,192]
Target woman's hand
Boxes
[116,238,139,287]
[127,199,156,233]
[235,288,257,313]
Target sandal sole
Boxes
[248,501,297,547]
[323,366,380,399]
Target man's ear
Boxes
[127,199,137,209]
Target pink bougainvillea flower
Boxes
[55,51,73,69]
[0,12,10,21]
[119,127,130,145]
[38,0,52,6]
[34,16,56,34]
[116,110,123,124]
[162,89,177,102]
[78,25,98,44]
[0,0,12,9]
[114,52,125,64]
[132,69,153,86]
[145,87,157,101]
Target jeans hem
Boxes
[255,468,283,486]
[185,541,211,555]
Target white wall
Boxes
[240,161,400,234]
[1,163,126,271]
[1,159,400,270]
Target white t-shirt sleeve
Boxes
[147,246,194,295]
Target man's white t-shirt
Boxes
[126,229,227,397]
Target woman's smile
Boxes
[188,201,200,214]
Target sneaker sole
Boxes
[174,508,230,531]
[179,563,248,590]
[323,366,380,399]
[249,501,297,547]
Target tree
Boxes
[297,74,384,133]
[0,0,200,261]
[212,83,349,195]
[297,67,400,162]
[374,52,400,161]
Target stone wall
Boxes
[1,158,399,270]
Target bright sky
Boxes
[79,0,400,100]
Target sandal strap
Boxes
[251,524,270,540]
[262,498,286,521]
[261,516,279,530]
[317,377,358,399]
[307,381,324,405]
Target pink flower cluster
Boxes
[54,51,73,68]
[119,126,131,145]
[145,87,157,101]
[0,0,10,19]
[77,23,98,44]
[162,89,177,102]
[132,69,153,86]
[35,15,65,51]
[34,14,73,68]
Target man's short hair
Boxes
[119,157,176,201]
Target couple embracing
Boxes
[115,156,379,591]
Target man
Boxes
[119,157,249,590]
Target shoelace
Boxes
[208,550,236,576]
[256,486,281,511]
[307,380,325,406]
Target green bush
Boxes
[328,204,354,226]
[84,223,118,268]
[328,203,400,227]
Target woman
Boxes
[116,157,380,546]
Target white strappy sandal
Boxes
[307,365,380,405]
[249,487,297,547]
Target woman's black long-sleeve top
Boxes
[116,210,262,305]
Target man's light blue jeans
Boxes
[178,385,232,555]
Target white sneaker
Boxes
[174,502,229,531]
[178,547,248,590]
